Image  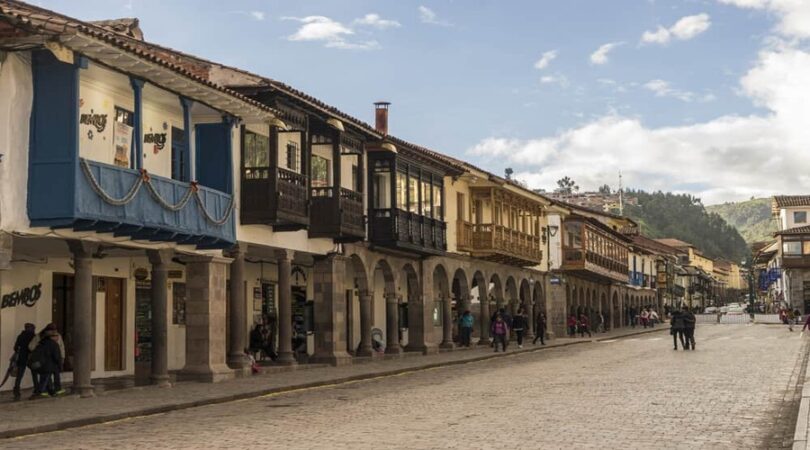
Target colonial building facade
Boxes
[0,0,684,396]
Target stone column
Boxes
[357,290,373,357]
[68,241,96,397]
[525,298,535,341]
[179,255,234,382]
[147,249,172,387]
[227,245,249,371]
[478,293,491,345]
[275,249,296,365]
[385,293,403,356]
[439,295,454,349]
[311,255,352,365]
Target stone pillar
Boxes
[147,249,172,387]
[546,278,565,339]
[357,290,374,357]
[275,249,297,365]
[179,255,234,382]
[478,292,490,345]
[68,241,96,397]
[227,245,249,371]
[311,255,352,365]
[385,293,403,356]
[439,295,454,349]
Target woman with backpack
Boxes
[578,313,592,338]
[491,314,509,352]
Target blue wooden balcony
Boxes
[29,159,235,248]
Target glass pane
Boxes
[373,172,391,208]
[433,185,442,219]
[396,172,407,210]
[311,155,330,188]
[244,131,269,168]
[784,241,802,255]
[286,141,300,172]
[408,176,419,213]
[803,241,810,255]
[796,211,808,224]
[421,180,431,217]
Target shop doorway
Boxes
[104,277,125,371]
[134,281,151,381]
[52,274,75,372]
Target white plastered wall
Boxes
[0,51,33,233]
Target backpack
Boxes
[27,341,48,371]
[493,321,506,335]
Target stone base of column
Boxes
[150,374,172,388]
[439,342,455,351]
[227,352,251,371]
[276,352,298,366]
[311,352,353,366]
[404,343,439,355]
[384,346,403,358]
[178,364,235,383]
[73,385,95,398]
[477,337,491,347]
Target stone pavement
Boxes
[0,326,662,440]
[3,324,804,449]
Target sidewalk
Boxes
[0,326,665,440]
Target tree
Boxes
[504,168,513,180]
[598,184,611,194]
[555,176,579,194]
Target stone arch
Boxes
[451,268,470,344]
[533,281,544,315]
[346,254,370,354]
[505,276,519,314]
[612,291,620,329]
[372,259,397,352]
[433,263,453,348]
[399,263,420,349]
[471,271,488,343]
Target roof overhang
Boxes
[59,33,278,123]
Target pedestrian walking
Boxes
[28,323,65,396]
[649,309,659,328]
[459,310,475,347]
[640,308,649,328]
[533,312,547,345]
[682,306,696,350]
[802,313,810,333]
[491,314,509,352]
[578,313,592,338]
[787,309,795,332]
[11,323,36,401]
[670,309,686,350]
[512,307,527,348]
[567,314,577,337]
[596,311,605,333]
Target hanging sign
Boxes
[1,283,42,309]
[113,121,132,168]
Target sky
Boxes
[33,0,810,205]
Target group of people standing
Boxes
[670,306,697,350]
[456,307,547,353]
[7,322,66,400]
[627,306,660,328]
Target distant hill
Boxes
[706,198,775,244]
[623,190,749,262]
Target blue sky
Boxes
[36,0,810,204]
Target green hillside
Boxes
[623,190,749,262]
[706,198,775,244]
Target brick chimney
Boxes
[374,101,390,135]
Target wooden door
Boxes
[104,277,124,371]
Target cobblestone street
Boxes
[7,325,806,449]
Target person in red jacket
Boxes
[567,314,577,337]
[579,313,592,338]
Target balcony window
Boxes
[285,141,300,173]
[795,211,808,224]
[244,130,269,180]
[565,222,583,248]
[803,241,810,255]
[373,167,392,209]
[433,184,443,219]
[784,241,802,256]
[311,155,330,188]
[408,176,419,214]
[421,180,431,217]
[396,172,407,209]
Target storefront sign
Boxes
[1,283,42,309]
[550,275,562,285]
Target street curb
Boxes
[792,338,810,449]
[0,327,666,440]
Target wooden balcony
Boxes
[782,255,810,269]
[370,208,446,255]
[309,187,365,241]
[457,221,542,267]
[241,167,308,230]
[562,248,629,283]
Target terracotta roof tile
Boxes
[773,196,810,211]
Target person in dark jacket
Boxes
[32,331,62,398]
[12,323,36,401]
[670,309,686,350]
[533,312,547,345]
[682,306,696,350]
[578,314,592,337]
[512,307,527,348]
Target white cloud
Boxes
[718,0,810,39]
[250,11,265,21]
[540,74,570,88]
[468,43,810,204]
[534,50,558,69]
[641,13,711,44]
[284,15,384,50]
[642,79,714,102]
[354,13,401,30]
[418,5,452,26]
[590,42,622,65]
